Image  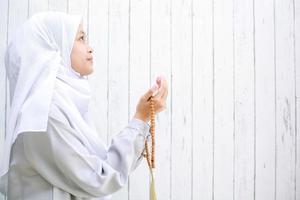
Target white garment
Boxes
[0,12,152,199]
[7,108,150,199]
[0,11,150,199]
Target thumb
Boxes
[144,84,158,100]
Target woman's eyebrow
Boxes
[79,30,85,35]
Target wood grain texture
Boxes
[0,0,299,199]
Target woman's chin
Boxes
[88,68,94,75]
[79,67,94,77]
[86,67,94,75]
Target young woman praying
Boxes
[0,11,168,200]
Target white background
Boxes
[0,0,299,199]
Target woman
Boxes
[0,11,168,199]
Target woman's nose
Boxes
[88,46,93,54]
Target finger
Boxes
[153,88,164,99]
[144,85,158,100]
[161,85,168,100]
[153,100,165,113]
[160,88,168,101]
[156,76,162,85]
[157,75,166,85]
[162,80,168,99]
[154,80,167,99]
[159,78,167,91]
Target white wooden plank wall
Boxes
[0,0,299,199]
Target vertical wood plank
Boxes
[0,0,9,198]
[296,0,300,198]
[151,0,172,199]
[233,0,255,199]
[171,0,193,199]
[128,0,150,199]
[68,0,88,32]
[28,0,48,17]
[213,0,234,198]
[2,0,300,200]
[192,0,214,199]
[7,0,28,46]
[108,0,130,199]
[48,0,68,12]
[254,0,276,199]
[275,0,296,199]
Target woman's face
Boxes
[70,23,93,76]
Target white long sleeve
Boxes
[7,116,150,200]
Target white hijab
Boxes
[0,11,107,192]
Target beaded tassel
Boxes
[142,95,157,200]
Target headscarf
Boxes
[0,11,107,193]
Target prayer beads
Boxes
[143,96,155,169]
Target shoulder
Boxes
[47,115,74,136]
[48,103,72,129]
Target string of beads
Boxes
[142,96,155,169]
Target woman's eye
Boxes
[79,35,88,43]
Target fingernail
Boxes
[157,76,161,83]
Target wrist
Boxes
[134,113,149,123]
